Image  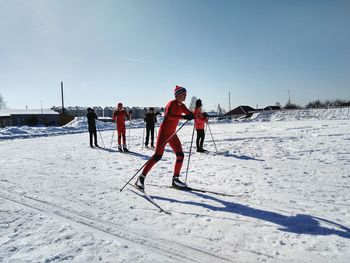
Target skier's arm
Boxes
[181,105,194,120]
[165,104,183,120]
[127,110,132,121]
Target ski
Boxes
[148,183,241,198]
[206,150,230,156]
[124,181,171,214]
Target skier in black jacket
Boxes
[144,107,160,148]
[86,107,99,148]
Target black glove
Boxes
[183,113,194,120]
[203,112,209,118]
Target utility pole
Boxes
[229,92,231,111]
[287,89,291,105]
[61,81,65,115]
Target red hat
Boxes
[174,85,187,97]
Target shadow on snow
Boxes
[152,191,350,239]
[96,147,151,159]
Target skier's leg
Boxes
[94,130,98,146]
[196,129,200,150]
[150,126,155,147]
[200,129,205,150]
[89,132,93,147]
[141,132,168,176]
[169,135,187,187]
[117,129,122,151]
[168,135,184,176]
[122,128,127,145]
[145,126,150,146]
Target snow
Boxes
[0,117,163,140]
[251,107,350,122]
[0,111,350,262]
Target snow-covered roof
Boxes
[0,109,59,116]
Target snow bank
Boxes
[0,118,114,140]
[251,107,350,122]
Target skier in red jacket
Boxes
[193,99,208,152]
[135,85,194,190]
[112,103,131,152]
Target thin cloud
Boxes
[122,57,174,66]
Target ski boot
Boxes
[123,145,129,152]
[135,174,146,191]
[118,145,123,152]
[172,175,188,189]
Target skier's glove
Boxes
[203,112,209,118]
[183,113,194,120]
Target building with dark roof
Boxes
[225,105,256,118]
[0,109,59,127]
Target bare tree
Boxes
[0,94,7,109]
[189,96,198,110]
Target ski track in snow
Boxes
[1,119,350,262]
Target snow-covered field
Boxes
[1,118,350,262]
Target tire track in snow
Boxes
[0,190,232,263]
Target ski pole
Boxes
[207,121,218,153]
[185,122,195,182]
[128,121,131,149]
[110,123,116,149]
[96,122,105,148]
[120,120,189,192]
[141,122,145,149]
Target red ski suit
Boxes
[193,108,208,130]
[112,110,129,145]
[142,99,192,176]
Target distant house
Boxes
[66,106,87,117]
[263,106,281,111]
[93,106,103,117]
[52,105,163,120]
[104,107,115,118]
[225,106,256,118]
[0,109,59,127]
[130,107,161,119]
[104,106,163,120]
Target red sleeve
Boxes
[181,104,192,115]
[165,101,182,121]
[194,108,206,120]
[112,111,117,121]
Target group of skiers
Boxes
[87,85,210,190]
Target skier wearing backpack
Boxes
[193,99,209,152]
[112,103,131,152]
[135,85,194,190]
[87,107,99,148]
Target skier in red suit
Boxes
[112,103,131,152]
[135,85,194,190]
[193,99,208,152]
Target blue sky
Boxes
[0,0,349,111]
